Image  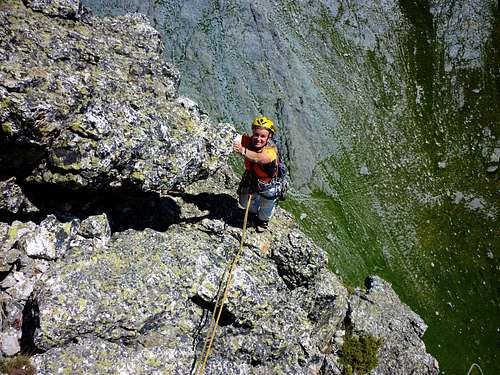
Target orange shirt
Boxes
[242,135,278,183]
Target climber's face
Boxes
[251,127,270,149]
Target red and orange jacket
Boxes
[241,134,278,184]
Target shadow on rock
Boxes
[171,191,246,229]
[7,183,182,233]
[20,297,44,355]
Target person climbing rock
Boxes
[232,116,280,232]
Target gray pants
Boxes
[238,187,276,222]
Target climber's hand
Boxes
[232,135,243,153]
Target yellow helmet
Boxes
[252,116,276,135]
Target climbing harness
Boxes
[193,194,254,375]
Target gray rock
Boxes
[0,215,78,357]
[490,148,500,163]
[176,96,203,116]
[25,0,82,19]
[1,329,21,356]
[0,221,36,272]
[0,297,25,357]
[0,178,38,214]
[360,165,370,175]
[1,217,77,301]
[17,215,78,260]
[1,297,24,330]
[25,169,353,373]
[76,214,111,246]
[0,0,235,194]
[348,276,439,374]
[271,230,327,288]
[1,271,33,301]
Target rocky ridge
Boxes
[0,0,234,194]
[0,1,438,374]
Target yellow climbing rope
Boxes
[193,194,253,375]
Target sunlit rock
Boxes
[0,0,235,194]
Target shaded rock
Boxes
[0,178,38,215]
[0,216,78,356]
[76,213,110,246]
[348,276,439,374]
[0,221,36,272]
[0,0,235,194]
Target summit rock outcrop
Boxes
[0,0,234,194]
[0,1,438,374]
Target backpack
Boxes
[273,145,289,201]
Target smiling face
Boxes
[251,127,271,149]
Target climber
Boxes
[232,116,279,232]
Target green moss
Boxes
[1,121,14,135]
[68,119,96,140]
[7,226,18,240]
[145,356,161,367]
[1,96,11,110]
[340,330,383,375]
[0,355,36,375]
[130,171,145,181]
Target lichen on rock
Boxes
[0,0,235,194]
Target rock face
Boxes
[0,0,234,194]
[31,209,338,374]
[0,1,438,374]
[1,169,438,375]
[348,277,438,375]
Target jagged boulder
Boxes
[348,276,439,374]
[0,170,439,373]
[0,178,38,215]
[0,214,113,358]
[0,0,234,194]
[30,209,347,374]
[0,215,74,358]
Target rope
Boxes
[193,193,253,375]
[466,363,484,375]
